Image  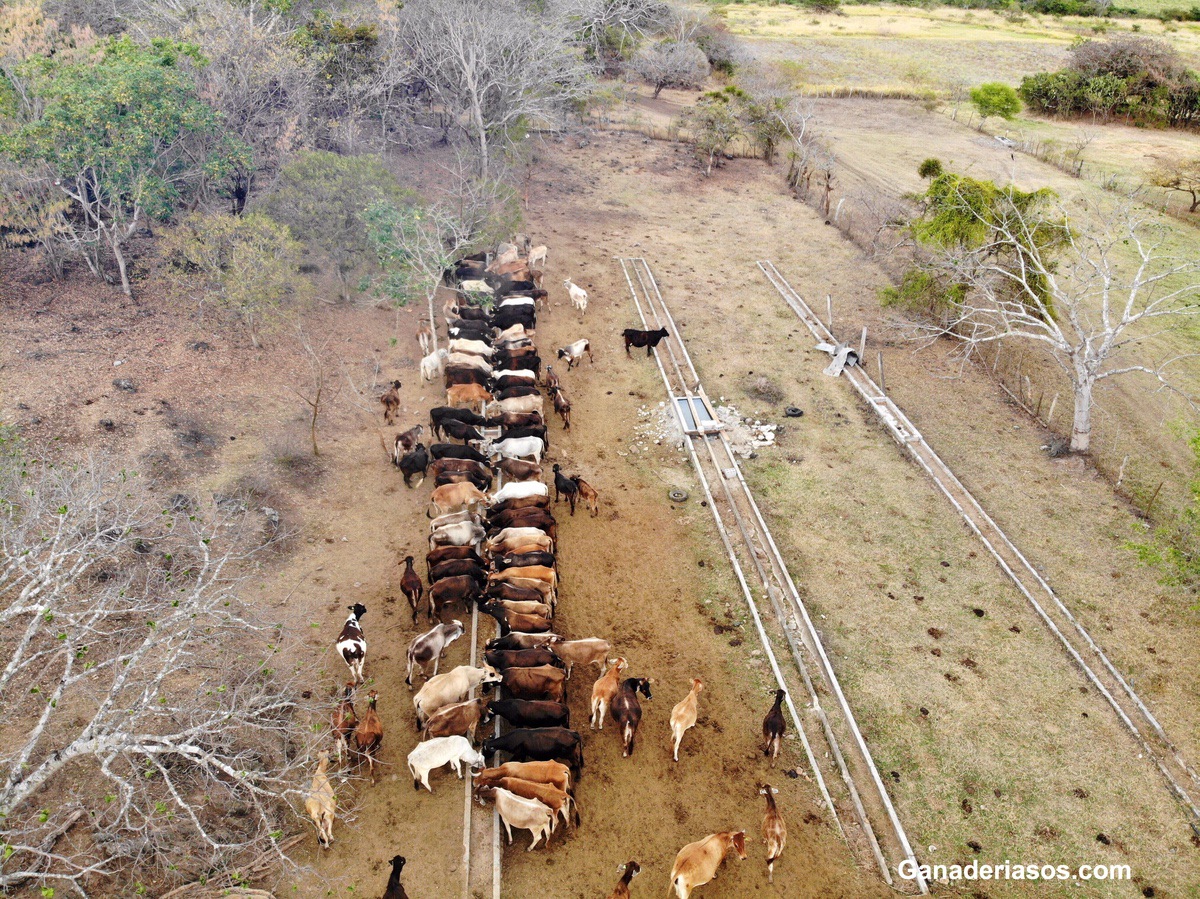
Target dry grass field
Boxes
[719,3,1200,91]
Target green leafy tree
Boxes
[263,150,406,300]
[682,90,741,176]
[364,198,478,350]
[159,210,312,347]
[0,36,247,296]
[969,81,1022,129]
[918,157,943,179]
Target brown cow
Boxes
[669,832,747,899]
[491,776,576,831]
[473,760,571,795]
[446,383,493,409]
[501,664,566,702]
[429,575,481,618]
[428,482,489,518]
[421,697,492,743]
[381,380,401,424]
[400,556,423,624]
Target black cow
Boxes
[500,425,548,447]
[494,385,540,401]
[397,443,429,488]
[611,677,653,758]
[435,470,491,492]
[553,464,579,515]
[482,727,584,774]
[486,582,548,605]
[622,327,669,357]
[495,355,540,374]
[426,545,483,577]
[496,551,556,571]
[428,559,488,584]
[430,443,488,463]
[486,699,570,729]
[430,406,489,438]
[484,648,561,670]
[440,418,485,443]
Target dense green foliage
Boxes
[263,150,408,298]
[159,210,312,345]
[970,82,1022,122]
[903,168,1069,317]
[1020,36,1200,129]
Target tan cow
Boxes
[446,383,492,409]
[668,831,747,899]
[490,776,575,831]
[428,482,489,518]
[473,760,571,795]
[589,657,629,729]
[304,751,336,849]
[422,697,492,743]
[760,784,786,883]
[669,678,704,762]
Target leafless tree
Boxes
[0,452,322,893]
[549,0,671,62]
[631,38,709,99]
[400,0,592,179]
[290,326,343,456]
[916,194,1200,452]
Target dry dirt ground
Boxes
[3,106,1200,899]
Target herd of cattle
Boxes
[304,238,790,898]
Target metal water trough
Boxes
[674,395,722,436]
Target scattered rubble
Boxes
[626,400,779,458]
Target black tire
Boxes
[784,406,804,418]
[668,488,689,503]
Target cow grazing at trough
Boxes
[760,783,787,883]
[497,457,542,484]
[611,677,652,758]
[495,551,556,572]
[396,444,429,487]
[487,631,563,652]
[589,657,629,730]
[354,689,383,782]
[422,696,492,743]
[489,394,544,417]
[336,603,368,684]
[551,386,571,431]
[668,831,747,899]
[407,735,485,793]
[383,855,409,899]
[552,464,579,515]
[406,620,465,688]
[481,601,554,638]
[473,760,572,795]
[428,558,487,585]
[484,646,559,671]
[482,727,584,774]
[608,862,641,899]
[430,442,489,463]
[426,545,483,577]
[556,339,592,370]
[428,482,489,518]
[439,417,485,444]
[446,383,493,409]
[670,678,704,762]
[381,380,402,424]
[564,278,588,315]
[429,574,482,618]
[572,476,600,517]
[491,478,549,504]
[542,636,610,678]
[400,556,423,624]
[762,689,787,766]
[623,327,669,357]
[498,663,567,702]
[305,751,336,849]
[475,786,555,851]
[490,777,576,832]
[428,521,485,551]
[486,698,570,729]
[331,682,356,764]
[430,406,490,438]
[413,664,502,728]
[449,337,493,358]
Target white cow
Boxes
[428,521,485,550]
[483,436,545,464]
[421,348,448,383]
[446,353,493,376]
[448,338,493,358]
[479,786,555,851]
[407,735,485,792]
[491,369,537,383]
[564,279,587,314]
[413,665,503,727]
[490,480,549,504]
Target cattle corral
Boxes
[4,96,1200,896]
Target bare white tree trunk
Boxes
[1071,377,1094,452]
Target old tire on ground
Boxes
[668,488,689,503]
[784,406,804,418]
